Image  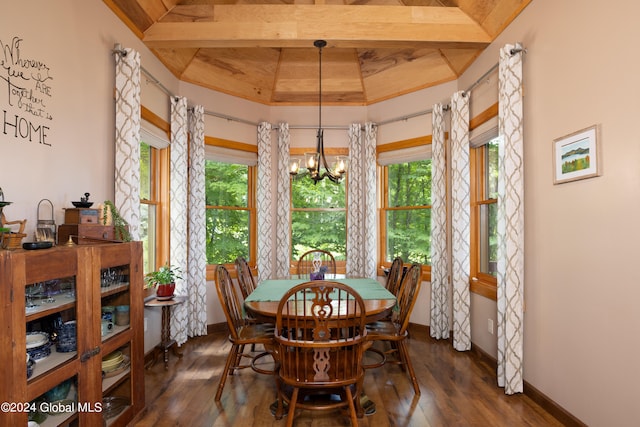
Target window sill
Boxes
[470,275,497,300]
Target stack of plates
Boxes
[26,332,51,360]
[27,354,35,379]
[102,351,124,372]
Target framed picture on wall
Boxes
[553,124,601,184]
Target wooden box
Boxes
[64,208,101,224]
[58,224,118,245]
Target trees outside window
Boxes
[205,160,256,265]
[381,159,432,266]
[290,177,347,264]
[139,142,159,275]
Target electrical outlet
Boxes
[144,317,148,332]
[488,319,494,335]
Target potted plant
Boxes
[101,200,131,242]
[144,264,182,298]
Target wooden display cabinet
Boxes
[57,224,119,245]
[0,242,145,426]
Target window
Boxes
[470,129,499,300]
[290,176,347,271]
[139,142,158,274]
[139,112,170,276]
[380,159,432,268]
[378,137,433,279]
[205,160,256,265]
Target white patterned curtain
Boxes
[186,105,207,337]
[429,104,449,339]
[363,123,377,278]
[256,122,274,282]
[346,123,377,279]
[276,123,291,278]
[497,42,525,394]
[169,96,189,346]
[450,91,471,351]
[114,47,141,240]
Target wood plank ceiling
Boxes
[104,0,531,106]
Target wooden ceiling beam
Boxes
[142,5,492,49]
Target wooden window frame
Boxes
[377,137,432,282]
[141,107,170,286]
[204,137,258,281]
[469,103,499,300]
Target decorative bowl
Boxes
[71,201,93,208]
[26,332,49,349]
[44,379,72,402]
[102,396,129,419]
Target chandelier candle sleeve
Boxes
[289,158,301,175]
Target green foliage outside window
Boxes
[205,160,250,264]
[386,159,432,265]
[140,142,151,200]
[139,142,155,274]
[482,139,499,276]
[291,177,346,261]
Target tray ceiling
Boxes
[104,0,531,106]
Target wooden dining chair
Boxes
[234,256,256,299]
[365,263,422,395]
[272,281,368,426]
[385,256,404,296]
[214,264,275,401]
[296,249,336,278]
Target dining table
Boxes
[243,276,397,323]
[243,276,396,417]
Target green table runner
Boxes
[245,278,395,302]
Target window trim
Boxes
[377,137,433,282]
[141,107,170,281]
[204,137,258,281]
[289,146,348,275]
[469,103,499,300]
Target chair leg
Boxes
[345,386,358,426]
[215,343,239,401]
[286,388,299,427]
[274,380,286,420]
[233,344,246,375]
[390,341,404,371]
[398,340,420,395]
[355,378,365,418]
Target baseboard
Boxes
[143,322,228,367]
[207,322,227,335]
[468,335,587,427]
[408,323,585,427]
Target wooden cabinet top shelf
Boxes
[25,293,76,323]
[100,282,130,298]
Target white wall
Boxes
[4,1,640,425]
[457,1,640,426]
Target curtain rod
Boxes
[113,44,525,130]
[141,67,175,99]
[375,46,526,127]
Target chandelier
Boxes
[289,40,348,184]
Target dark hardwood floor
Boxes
[134,326,566,427]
